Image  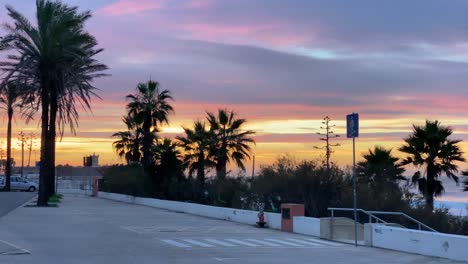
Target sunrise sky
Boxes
[1,0,468,192]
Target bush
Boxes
[100,164,152,197]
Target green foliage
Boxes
[100,164,152,197]
[250,156,348,216]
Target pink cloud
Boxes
[184,0,214,9]
[100,0,164,16]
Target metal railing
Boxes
[328,207,438,233]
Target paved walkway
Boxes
[0,192,36,218]
[0,195,463,263]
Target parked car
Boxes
[0,176,38,192]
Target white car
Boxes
[0,176,38,192]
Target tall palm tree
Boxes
[0,1,108,205]
[0,81,30,191]
[126,80,173,169]
[357,146,405,185]
[463,171,468,192]
[206,109,255,179]
[399,120,466,210]
[176,121,214,183]
[112,116,144,164]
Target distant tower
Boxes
[83,153,99,167]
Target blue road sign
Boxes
[347,113,359,138]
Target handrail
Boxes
[327,208,438,233]
[366,210,438,232]
[328,208,388,224]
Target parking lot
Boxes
[0,194,461,263]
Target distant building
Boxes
[83,153,99,167]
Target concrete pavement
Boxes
[0,194,464,263]
[0,192,36,218]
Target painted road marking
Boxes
[264,238,304,247]
[182,239,215,247]
[204,239,236,247]
[244,239,281,247]
[161,239,190,248]
[305,238,343,246]
[286,238,321,246]
[225,239,259,247]
[160,237,344,249]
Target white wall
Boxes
[293,216,320,237]
[98,192,282,230]
[58,188,91,196]
[368,224,468,262]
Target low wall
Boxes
[366,224,468,262]
[293,216,320,237]
[58,188,91,196]
[98,192,282,229]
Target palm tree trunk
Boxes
[425,164,436,211]
[197,153,205,183]
[46,93,57,198]
[37,85,50,206]
[142,119,152,169]
[216,156,227,179]
[4,107,13,191]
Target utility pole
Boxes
[26,132,37,167]
[315,116,340,176]
[252,155,255,177]
[17,131,26,178]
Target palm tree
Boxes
[176,121,214,183]
[126,80,174,169]
[463,171,468,192]
[1,1,108,205]
[357,146,405,185]
[112,116,144,164]
[152,138,184,196]
[206,109,255,179]
[399,120,466,210]
[0,81,30,191]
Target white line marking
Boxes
[161,239,191,248]
[225,239,259,247]
[182,239,215,247]
[264,238,304,247]
[305,238,343,246]
[204,239,236,247]
[286,238,321,246]
[0,240,31,254]
[244,239,281,247]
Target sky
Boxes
[0,1,468,200]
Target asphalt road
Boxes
[0,195,463,263]
[0,192,36,218]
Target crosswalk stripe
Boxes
[305,238,343,246]
[225,239,259,247]
[286,238,321,246]
[204,239,236,247]
[244,239,281,247]
[161,239,191,248]
[264,238,304,247]
[182,239,214,247]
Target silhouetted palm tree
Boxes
[399,120,465,210]
[126,80,173,169]
[357,146,405,185]
[206,109,255,179]
[1,0,108,205]
[463,171,468,192]
[112,116,144,164]
[0,82,30,191]
[176,121,214,183]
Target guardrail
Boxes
[328,207,437,232]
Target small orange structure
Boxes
[281,204,304,232]
[91,176,102,197]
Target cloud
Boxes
[99,0,164,15]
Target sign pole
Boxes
[346,112,359,247]
[353,136,357,247]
